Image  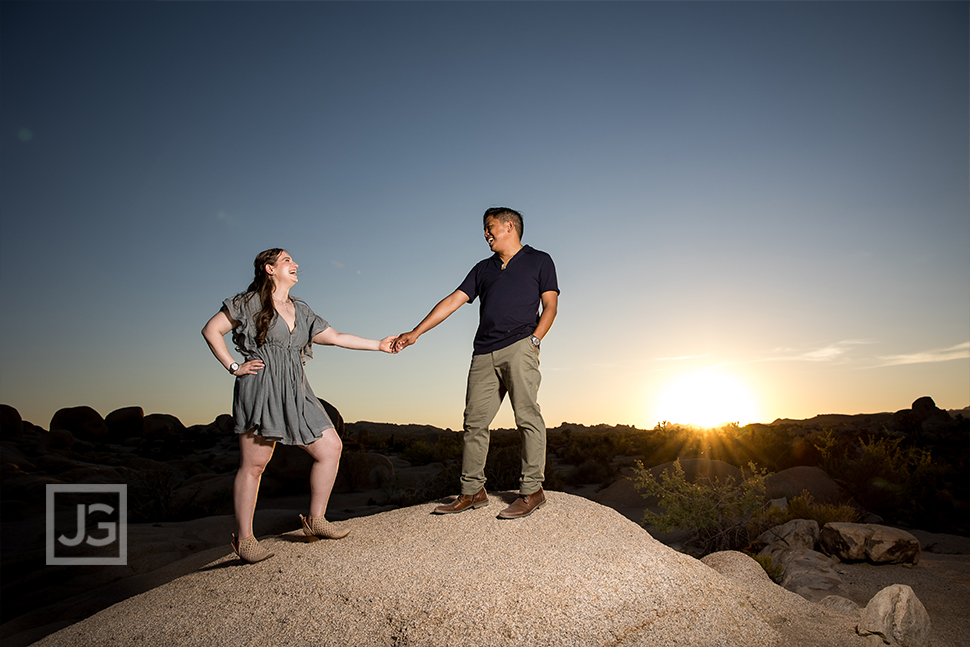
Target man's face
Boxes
[484,216,514,251]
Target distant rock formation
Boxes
[765,465,851,505]
[891,396,958,439]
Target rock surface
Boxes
[31,492,866,647]
[756,518,820,556]
[821,523,921,565]
[765,465,851,504]
[754,519,847,601]
[857,584,931,647]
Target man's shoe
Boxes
[433,487,488,514]
[498,488,546,519]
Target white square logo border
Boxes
[46,484,128,566]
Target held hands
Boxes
[379,336,399,354]
[391,331,419,353]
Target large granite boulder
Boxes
[1,403,25,441]
[335,451,394,491]
[755,518,820,556]
[776,547,847,602]
[911,396,952,429]
[754,519,846,602]
[105,406,145,440]
[819,523,920,565]
[142,413,186,440]
[49,406,109,442]
[28,493,864,647]
[891,396,954,437]
[39,428,76,452]
[857,584,931,647]
[766,465,850,504]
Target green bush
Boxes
[745,551,784,582]
[786,491,860,526]
[565,458,617,488]
[400,436,462,466]
[485,445,525,491]
[632,458,771,555]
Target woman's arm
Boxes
[202,310,264,376]
[312,326,396,353]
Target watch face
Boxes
[230,363,239,372]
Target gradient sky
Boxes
[2,1,967,432]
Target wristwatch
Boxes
[529,335,541,349]
[228,362,240,374]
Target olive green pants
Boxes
[460,337,546,495]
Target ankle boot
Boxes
[300,514,350,540]
[231,534,274,563]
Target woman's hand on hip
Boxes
[233,359,265,376]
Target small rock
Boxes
[857,584,931,647]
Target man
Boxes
[394,207,559,519]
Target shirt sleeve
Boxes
[222,293,257,356]
[457,265,480,303]
[302,302,330,360]
[538,254,560,295]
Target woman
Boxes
[202,248,395,563]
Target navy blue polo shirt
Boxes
[457,245,559,355]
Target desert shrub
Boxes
[557,434,617,466]
[543,460,565,492]
[632,458,771,555]
[408,462,461,504]
[786,491,860,526]
[565,458,617,488]
[128,466,226,522]
[745,551,784,583]
[485,445,525,491]
[817,433,933,514]
[400,436,462,466]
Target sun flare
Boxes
[655,370,761,428]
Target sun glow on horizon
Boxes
[653,370,761,429]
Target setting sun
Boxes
[654,370,761,428]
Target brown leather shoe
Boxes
[498,488,546,519]
[433,487,488,514]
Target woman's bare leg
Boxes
[302,427,342,518]
[234,430,276,539]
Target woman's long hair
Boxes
[237,248,284,347]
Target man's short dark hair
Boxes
[483,207,523,239]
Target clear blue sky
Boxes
[2,1,967,431]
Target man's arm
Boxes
[393,289,469,351]
[532,290,558,341]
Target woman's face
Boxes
[267,250,299,288]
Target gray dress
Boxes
[223,292,335,445]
